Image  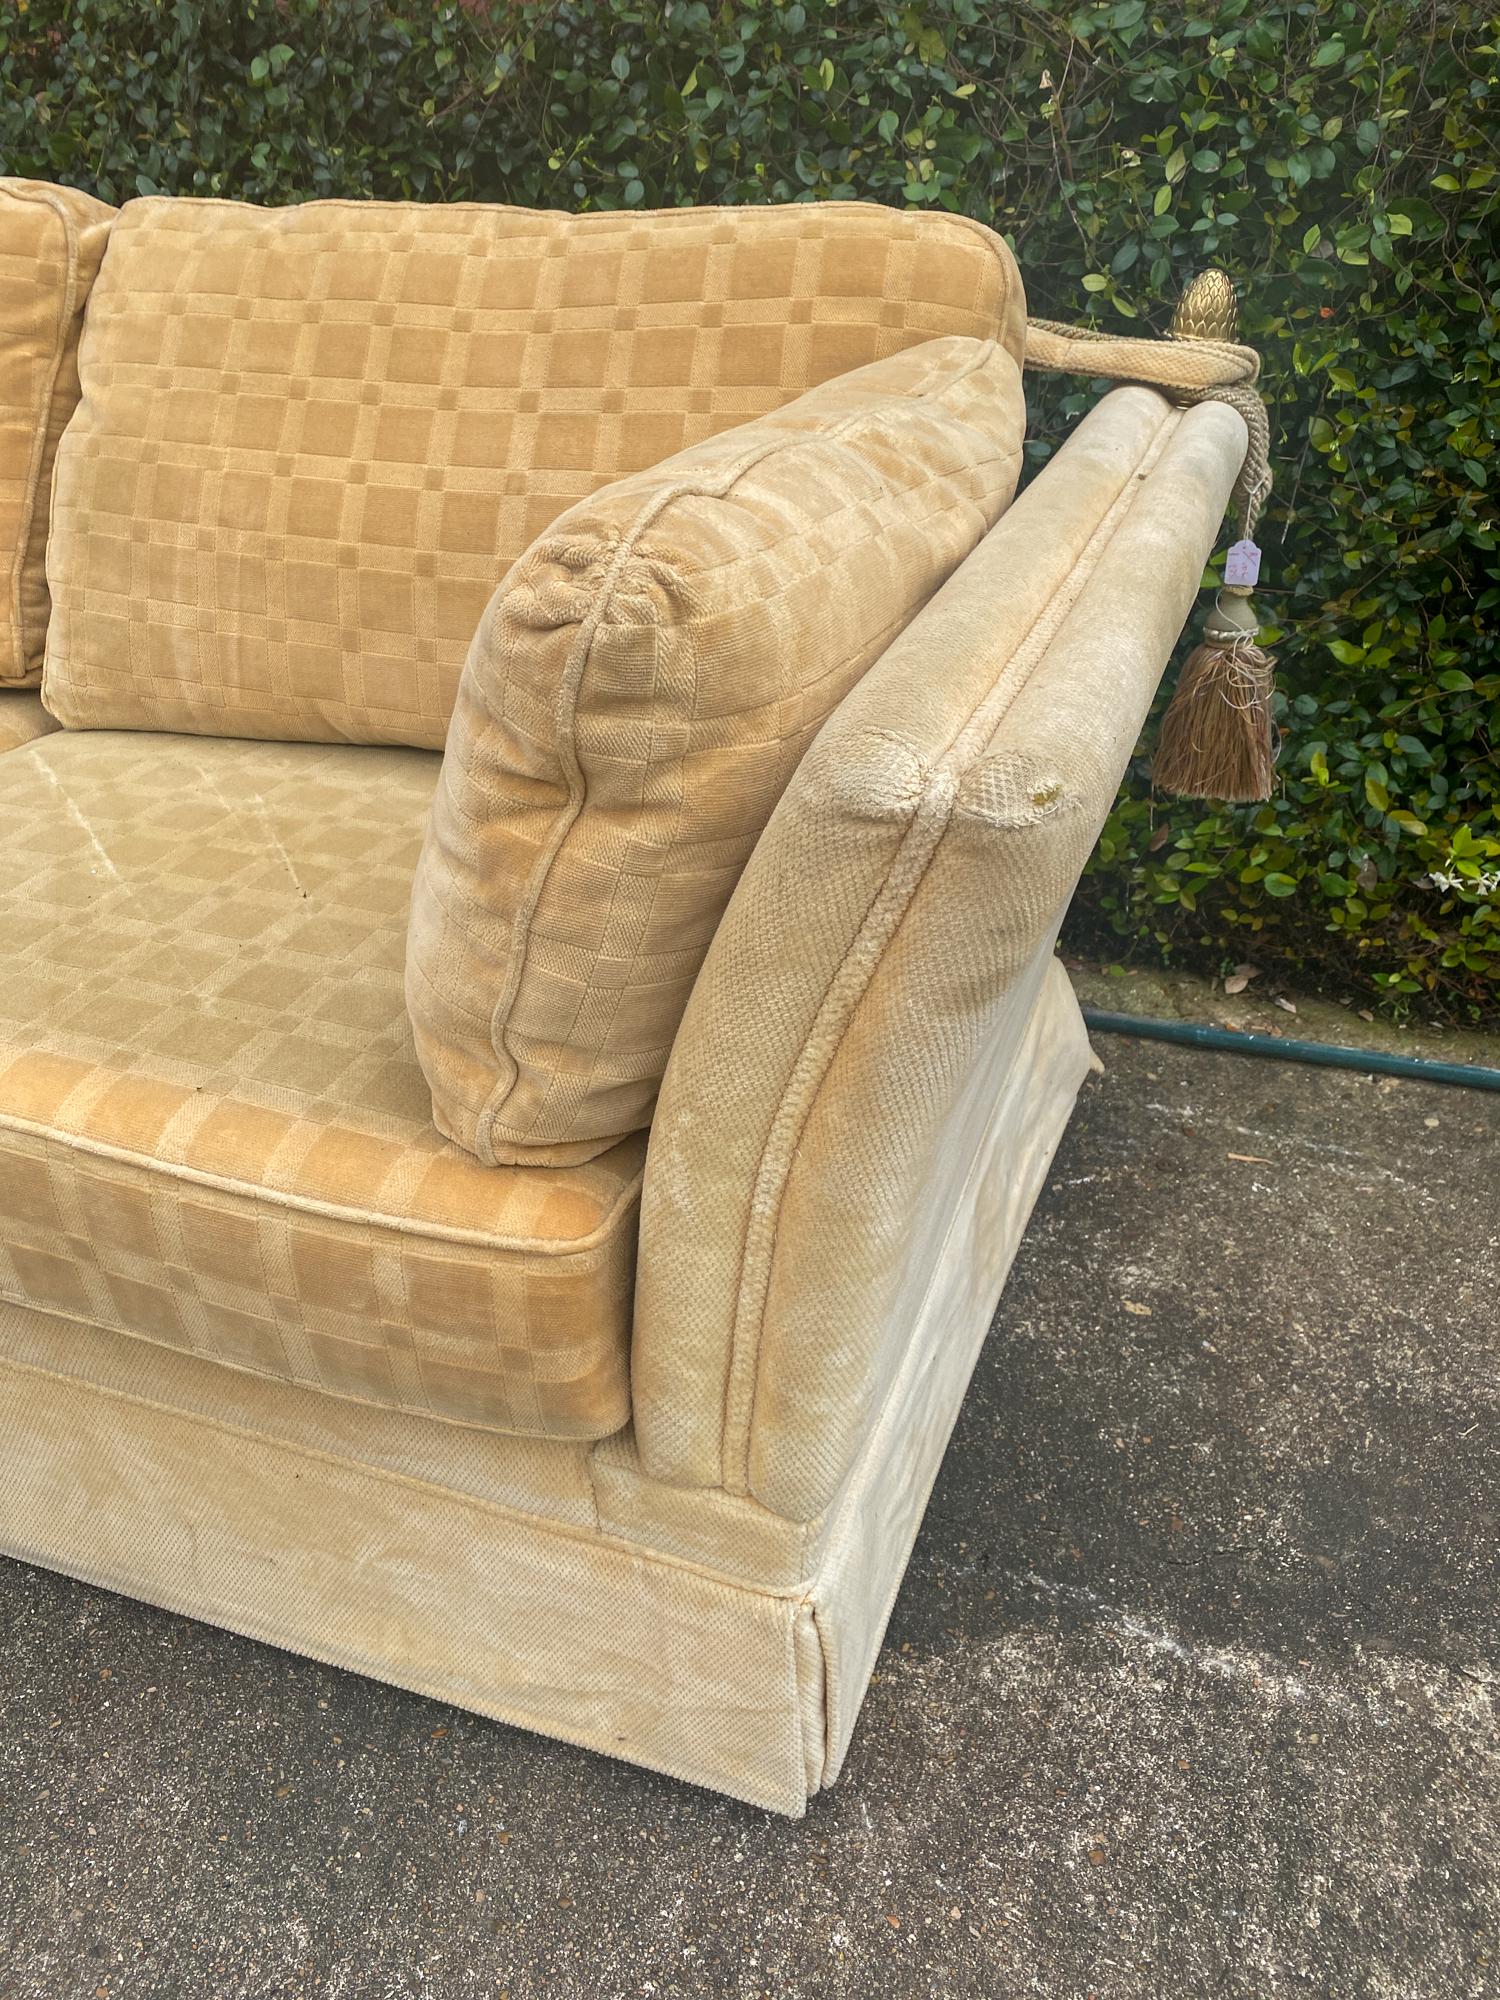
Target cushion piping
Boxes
[115,195,1017,321]
[0,1104,644,1256]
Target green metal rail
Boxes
[1081,1010,1500,1094]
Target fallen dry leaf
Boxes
[1122,1300,1153,1316]
[1273,995,1298,1014]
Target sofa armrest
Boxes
[631,384,1248,1523]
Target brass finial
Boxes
[1172,268,1238,343]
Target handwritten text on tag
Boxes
[1224,539,1262,588]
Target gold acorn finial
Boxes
[1171,267,1238,343]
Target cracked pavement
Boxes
[2,1009,1496,1998]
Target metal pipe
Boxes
[1080,1009,1500,1094]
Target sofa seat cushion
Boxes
[409,334,1025,1165]
[43,196,1018,748]
[0,730,644,1439]
[0,179,115,685]
[0,689,59,753]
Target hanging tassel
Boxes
[1152,583,1277,803]
[1025,269,1283,802]
[1149,270,1277,803]
[1025,268,1281,803]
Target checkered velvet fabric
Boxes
[0,179,115,685]
[0,690,58,753]
[43,197,1016,748]
[408,334,1026,1164]
[0,730,645,1438]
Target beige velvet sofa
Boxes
[0,185,1249,1815]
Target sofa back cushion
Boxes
[42,197,1017,748]
[407,333,1026,1165]
[0,179,114,687]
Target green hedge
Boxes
[4,0,1496,1019]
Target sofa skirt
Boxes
[0,957,1091,1815]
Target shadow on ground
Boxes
[2,1027,1496,1998]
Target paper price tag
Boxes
[1224,539,1262,587]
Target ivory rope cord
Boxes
[1022,316,1272,541]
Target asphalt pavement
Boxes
[3,1013,1495,1998]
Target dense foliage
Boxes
[3,0,1495,1018]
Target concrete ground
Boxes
[2,987,1496,1999]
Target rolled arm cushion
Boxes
[0,179,114,686]
[407,334,1026,1166]
[632,386,1250,1522]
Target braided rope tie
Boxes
[1023,318,1272,550]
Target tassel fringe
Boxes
[1151,637,1278,803]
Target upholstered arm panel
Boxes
[632,385,1248,1523]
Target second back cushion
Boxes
[43,197,1019,748]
